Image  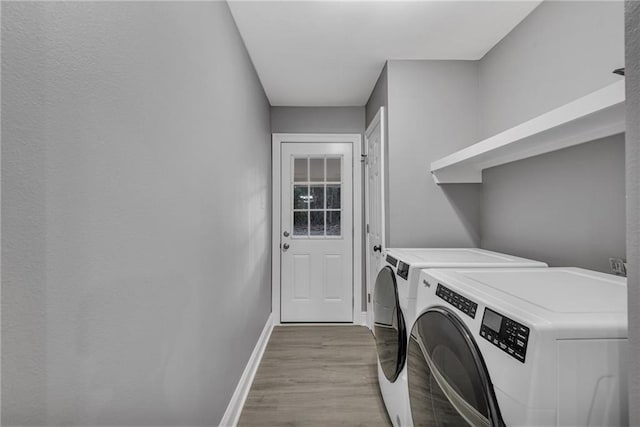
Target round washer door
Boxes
[407,307,504,427]
[373,266,407,383]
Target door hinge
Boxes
[368,293,371,303]
[366,224,370,234]
[361,154,368,164]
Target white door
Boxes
[280,142,353,322]
[365,107,386,328]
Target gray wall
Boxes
[625,1,640,423]
[365,64,388,127]
[478,0,624,139]
[386,60,481,248]
[478,0,626,272]
[271,106,364,134]
[482,135,625,273]
[2,2,271,426]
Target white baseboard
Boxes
[356,311,368,327]
[219,313,274,427]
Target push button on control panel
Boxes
[480,307,530,363]
[436,284,478,319]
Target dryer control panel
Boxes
[436,284,477,318]
[385,255,398,267]
[480,308,530,363]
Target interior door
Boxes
[280,142,353,322]
[365,107,386,328]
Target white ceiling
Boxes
[228,1,542,107]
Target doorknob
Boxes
[283,243,290,250]
[373,245,382,253]
[283,231,290,237]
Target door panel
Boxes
[281,142,353,322]
[293,254,311,299]
[324,255,343,300]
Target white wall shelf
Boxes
[430,80,626,184]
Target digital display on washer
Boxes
[483,309,502,332]
[480,308,530,363]
[397,262,409,280]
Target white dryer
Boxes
[407,267,628,426]
[372,248,547,426]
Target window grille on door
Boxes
[292,156,343,238]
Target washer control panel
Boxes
[436,284,477,318]
[397,262,409,280]
[386,255,398,267]
[480,308,530,363]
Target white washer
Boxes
[407,267,628,427]
[373,248,548,426]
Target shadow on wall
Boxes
[439,184,482,247]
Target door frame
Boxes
[272,133,363,326]
[364,107,386,329]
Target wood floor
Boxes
[238,325,392,426]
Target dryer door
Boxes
[407,308,504,427]
[373,266,406,383]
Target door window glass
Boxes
[291,156,343,238]
[326,158,341,182]
[309,185,324,210]
[326,211,341,236]
[293,185,308,209]
[294,158,308,182]
[293,211,308,236]
[309,158,324,182]
[326,185,340,209]
[310,211,325,236]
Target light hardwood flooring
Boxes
[238,325,392,426]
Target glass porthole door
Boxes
[407,308,505,427]
[373,266,406,382]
